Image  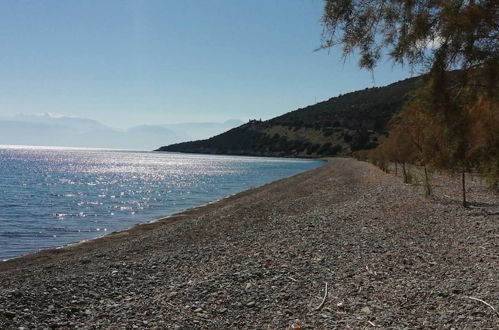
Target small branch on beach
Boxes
[466,296,499,316]
[314,282,328,311]
[367,320,376,327]
[288,276,299,282]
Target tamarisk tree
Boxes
[321,0,499,206]
[321,0,498,79]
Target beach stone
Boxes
[2,310,16,319]
[361,307,371,314]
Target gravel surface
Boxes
[0,158,497,329]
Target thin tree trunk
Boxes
[395,162,398,176]
[402,162,407,183]
[423,166,431,197]
[462,169,467,208]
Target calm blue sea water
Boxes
[0,145,322,260]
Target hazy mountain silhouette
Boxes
[0,113,243,150]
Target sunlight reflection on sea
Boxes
[0,146,322,260]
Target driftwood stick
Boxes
[466,296,499,316]
[314,282,328,311]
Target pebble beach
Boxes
[0,158,497,329]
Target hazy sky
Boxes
[0,0,412,129]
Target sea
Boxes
[0,145,323,260]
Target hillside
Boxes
[156,76,422,157]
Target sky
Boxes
[0,0,413,129]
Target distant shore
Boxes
[0,158,497,329]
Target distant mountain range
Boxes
[0,113,243,150]
[156,76,422,157]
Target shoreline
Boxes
[0,158,497,328]
[0,159,327,271]
[0,151,325,264]
[154,149,327,159]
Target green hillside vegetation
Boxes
[156,76,421,157]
